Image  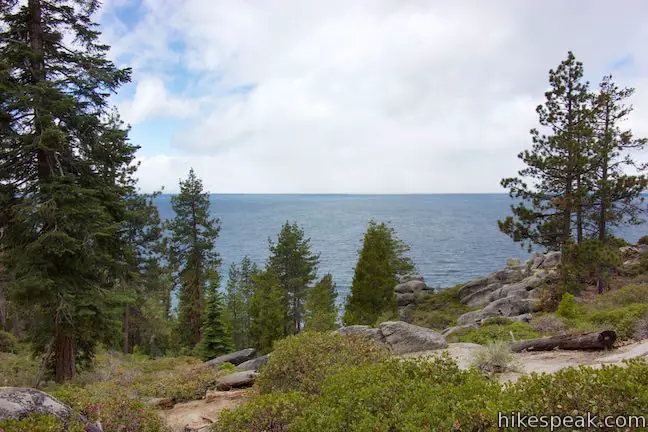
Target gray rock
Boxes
[395,280,427,294]
[456,309,490,326]
[507,313,533,323]
[457,276,490,300]
[539,251,561,269]
[397,304,416,322]
[236,354,270,372]
[335,325,383,343]
[0,388,102,432]
[216,371,257,390]
[378,321,447,354]
[482,295,538,317]
[397,292,416,306]
[398,274,425,284]
[461,282,502,307]
[145,397,175,409]
[205,348,257,367]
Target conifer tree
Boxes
[248,270,285,353]
[588,75,647,292]
[268,222,319,335]
[166,169,221,349]
[224,256,258,350]
[343,221,414,325]
[196,278,231,361]
[0,0,135,381]
[304,273,338,331]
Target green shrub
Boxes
[51,383,167,432]
[410,285,473,329]
[0,352,40,387]
[556,293,582,319]
[636,313,648,340]
[595,284,648,308]
[587,303,648,340]
[472,341,519,374]
[447,321,539,345]
[255,331,389,395]
[0,413,85,432]
[0,330,17,353]
[482,316,513,326]
[638,235,648,245]
[214,392,310,432]
[290,356,502,431]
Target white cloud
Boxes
[104,0,648,193]
[118,76,199,125]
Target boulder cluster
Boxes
[336,320,447,354]
[395,274,434,320]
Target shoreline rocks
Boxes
[336,321,447,354]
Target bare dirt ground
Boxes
[405,340,648,382]
[158,389,250,432]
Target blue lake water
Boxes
[155,194,647,300]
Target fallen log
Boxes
[511,330,616,352]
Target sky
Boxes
[97,0,648,194]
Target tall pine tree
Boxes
[304,273,338,332]
[268,222,319,335]
[0,0,135,382]
[196,278,231,361]
[343,221,414,325]
[224,256,258,350]
[166,169,220,349]
[248,269,285,353]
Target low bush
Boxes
[636,313,648,340]
[471,341,519,374]
[0,352,40,387]
[587,303,648,341]
[0,330,17,353]
[410,285,473,329]
[638,235,648,245]
[214,392,310,432]
[556,293,582,320]
[0,413,85,432]
[219,355,648,432]
[482,316,513,326]
[447,321,539,345]
[594,283,648,308]
[255,331,389,395]
[51,383,167,432]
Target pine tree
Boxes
[166,169,221,349]
[304,273,338,331]
[268,222,319,335]
[196,278,231,361]
[588,75,647,292]
[0,0,135,382]
[499,52,592,293]
[224,256,259,350]
[343,221,414,326]
[248,270,285,353]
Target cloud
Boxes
[103,0,648,193]
[118,76,199,125]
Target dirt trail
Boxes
[158,389,250,432]
[405,340,648,382]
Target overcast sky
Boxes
[98,0,648,194]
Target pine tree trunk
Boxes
[123,306,130,354]
[576,176,583,244]
[54,329,76,383]
[597,107,611,295]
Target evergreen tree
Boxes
[0,0,135,382]
[224,256,259,350]
[196,278,231,361]
[588,75,647,292]
[248,270,285,353]
[166,169,221,349]
[343,221,414,325]
[268,222,319,335]
[499,52,593,255]
[304,273,338,331]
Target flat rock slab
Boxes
[216,371,257,390]
[378,321,447,355]
[205,348,257,367]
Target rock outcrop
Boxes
[455,251,560,327]
[394,274,434,317]
[205,348,257,367]
[0,387,102,431]
[336,321,447,354]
